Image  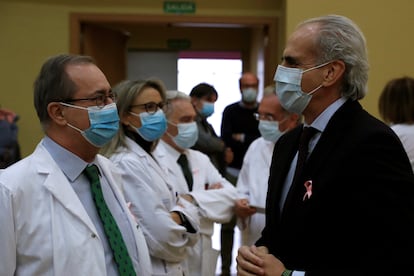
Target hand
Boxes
[255,248,287,276]
[208,182,223,190]
[224,147,234,164]
[236,245,265,275]
[126,202,138,222]
[234,198,257,219]
[232,133,245,142]
[179,193,194,204]
[0,108,17,123]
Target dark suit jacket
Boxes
[256,100,414,275]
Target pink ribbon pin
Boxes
[303,180,313,201]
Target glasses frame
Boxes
[254,112,276,122]
[130,101,165,115]
[63,92,116,109]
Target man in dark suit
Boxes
[236,15,414,276]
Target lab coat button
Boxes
[91,233,97,238]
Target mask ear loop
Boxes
[302,61,331,95]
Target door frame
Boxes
[69,13,280,86]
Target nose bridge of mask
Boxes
[88,103,119,124]
[274,65,302,85]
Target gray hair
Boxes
[299,14,369,100]
[164,90,190,118]
[100,79,166,157]
[263,84,276,96]
[33,54,95,131]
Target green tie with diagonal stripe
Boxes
[83,164,136,276]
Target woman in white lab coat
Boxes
[101,79,200,276]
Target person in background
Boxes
[100,79,200,276]
[234,85,300,246]
[189,82,232,176]
[154,90,237,276]
[378,76,414,172]
[220,72,261,276]
[0,54,152,275]
[0,107,21,168]
[237,14,414,275]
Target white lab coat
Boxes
[154,141,237,276]
[236,137,274,246]
[0,142,152,276]
[108,137,199,276]
[391,124,414,173]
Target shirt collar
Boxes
[306,97,347,132]
[42,136,91,181]
[159,140,186,162]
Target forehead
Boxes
[258,95,282,114]
[240,74,258,86]
[171,99,196,117]
[134,87,162,103]
[283,23,319,65]
[66,63,110,96]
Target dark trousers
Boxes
[220,172,238,275]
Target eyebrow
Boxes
[90,88,112,96]
[281,55,300,66]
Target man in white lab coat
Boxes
[0,54,152,276]
[234,87,300,246]
[154,90,237,276]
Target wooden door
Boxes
[81,24,129,86]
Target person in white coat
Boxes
[0,54,152,276]
[234,86,300,246]
[100,79,200,276]
[378,76,414,173]
[153,90,238,276]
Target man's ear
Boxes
[47,102,67,126]
[323,60,346,86]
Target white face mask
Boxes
[242,88,258,103]
[168,121,199,149]
[274,61,331,114]
[258,119,286,142]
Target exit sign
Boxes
[164,1,196,14]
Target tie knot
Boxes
[300,127,318,145]
[83,164,100,183]
[177,154,188,166]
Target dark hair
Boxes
[33,54,95,129]
[379,76,414,124]
[189,83,218,99]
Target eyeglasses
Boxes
[130,101,165,115]
[63,92,116,108]
[254,112,275,122]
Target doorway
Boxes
[69,13,280,87]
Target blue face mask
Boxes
[242,88,258,103]
[274,61,330,114]
[129,110,167,141]
[258,120,285,142]
[168,121,199,149]
[200,102,215,117]
[60,102,119,147]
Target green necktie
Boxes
[83,165,136,276]
[177,154,193,191]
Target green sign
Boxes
[164,1,196,14]
[167,39,191,50]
